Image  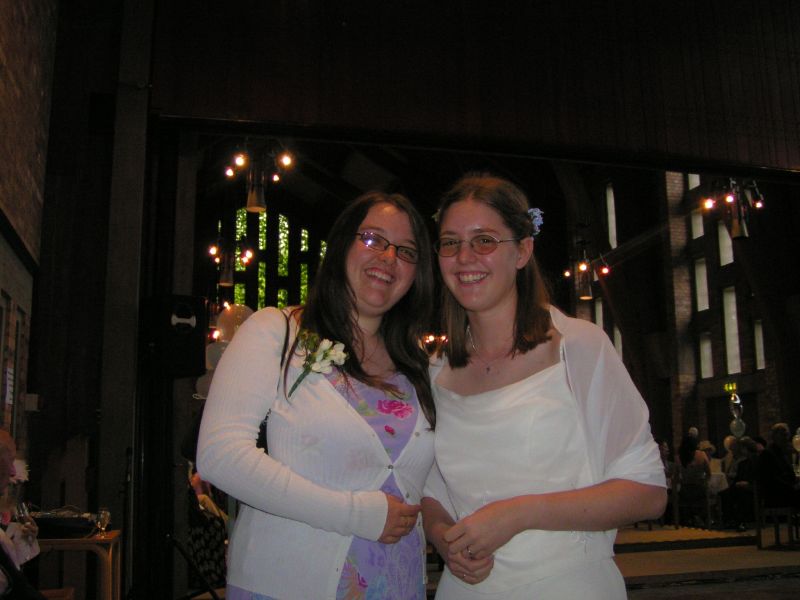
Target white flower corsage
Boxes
[288,330,348,397]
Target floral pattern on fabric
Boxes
[326,372,425,600]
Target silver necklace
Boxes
[466,326,507,374]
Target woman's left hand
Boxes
[443,499,520,560]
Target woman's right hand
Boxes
[378,494,420,544]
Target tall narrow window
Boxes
[258,211,268,250]
[300,264,309,303]
[605,183,617,249]
[301,228,309,252]
[699,332,713,378]
[278,214,289,276]
[754,319,765,370]
[694,259,709,311]
[234,283,246,305]
[258,263,266,309]
[718,221,733,266]
[690,210,704,239]
[613,325,623,357]
[319,240,328,263]
[687,173,701,189]
[277,289,288,308]
[723,287,741,374]
[594,298,603,327]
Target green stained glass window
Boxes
[301,228,309,251]
[234,283,246,305]
[235,207,247,241]
[278,214,289,276]
[235,245,246,271]
[319,240,327,262]
[258,262,266,309]
[300,263,308,303]
[277,288,288,308]
[258,211,267,250]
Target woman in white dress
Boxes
[422,173,667,599]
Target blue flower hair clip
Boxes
[528,208,544,236]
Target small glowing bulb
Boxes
[241,256,250,265]
[578,262,588,272]
[223,301,231,310]
[725,193,735,204]
[234,153,246,167]
[214,256,221,264]
[244,249,254,259]
[225,167,235,178]
[703,198,715,210]
[279,152,293,167]
[208,245,219,256]
[563,269,572,278]
[754,199,764,209]
[211,329,221,340]
[600,265,610,275]
[272,173,280,182]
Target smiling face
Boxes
[438,198,532,317]
[346,203,417,329]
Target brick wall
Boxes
[0,0,58,263]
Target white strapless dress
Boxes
[432,359,626,600]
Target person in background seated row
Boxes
[757,423,800,508]
[0,430,43,598]
[698,440,719,473]
[677,435,711,526]
[720,435,737,474]
[719,437,758,531]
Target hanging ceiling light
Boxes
[246,162,266,213]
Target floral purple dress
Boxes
[328,370,426,600]
[227,371,426,600]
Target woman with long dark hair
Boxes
[199,191,435,599]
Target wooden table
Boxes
[39,530,121,600]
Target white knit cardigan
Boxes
[198,307,434,599]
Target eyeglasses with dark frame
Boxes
[434,234,520,257]
[355,231,419,264]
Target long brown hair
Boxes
[437,173,551,368]
[285,191,436,428]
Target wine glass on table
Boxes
[96,507,111,537]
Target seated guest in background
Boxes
[0,430,43,598]
[757,423,800,508]
[720,435,737,474]
[677,435,711,526]
[656,438,678,490]
[698,440,720,473]
[720,437,758,530]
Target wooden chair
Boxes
[754,482,799,549]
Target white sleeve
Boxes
[591,336,666,487]
[423,460,457,519]
[563,319,666,489]
[197,307,387,540]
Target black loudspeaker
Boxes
[144,295,207,377]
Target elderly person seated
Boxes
[757,423,800,508]
[0,429,43,598]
